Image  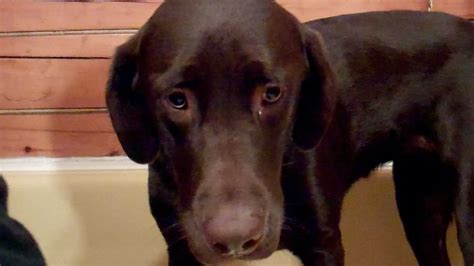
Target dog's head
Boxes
[106,0,335,263]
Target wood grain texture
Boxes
[0,113,123,158]
[0,2,162,32]
[0,58,110,109]
[0,1,432,33]
[434,0,474,19]
[0,33,132,58]
[0,1,470,33]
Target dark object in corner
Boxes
[0,175,45,266]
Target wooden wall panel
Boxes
[0,59,109,109]
[434,0,474,19]
[0,33,133,58]
[1,0,472,158]
[0,113,123,158]
[0,0,431,33]
[280,0,427,22]
[0,1,470,33]
[0,2,161,32]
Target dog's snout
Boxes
[203,205,264,257]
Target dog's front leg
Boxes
[286,194,344,266]
[281,161,346,266]
[304,185,345,266]
[454,160,474,266]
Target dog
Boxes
[106,0,474,265]
[0,175,45,266]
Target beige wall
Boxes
[3,168,463,266]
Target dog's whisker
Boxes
[284,202,307,207]
[283,216,311,234]
[166,234,188,249]
[162,222,182,233]
[281,224,293,233]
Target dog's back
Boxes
[307,11,474,62]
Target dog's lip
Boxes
[240,248,274,261]
[215,247,274,262]
[194,242,275,265]
[242,222,280,261]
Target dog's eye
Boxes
[167,91,188,109]
[262,85,282,104]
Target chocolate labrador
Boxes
[106,0,474,265]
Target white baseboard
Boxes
[0,156,147,172]
[0,156,393,173]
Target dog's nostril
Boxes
[211,233,262,256]
[213,242,231,255]
[242,238,259,251]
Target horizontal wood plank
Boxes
[0,1,432,33]
[0,58,109,109]
[0,113,123,158]
[1,1,471,33]
[0,33,132,58]
[434,0,474,19]
[0,2,161,32]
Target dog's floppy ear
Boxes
[106,35,160,164]
[293,27,337,150]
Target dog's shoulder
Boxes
[302,10,474,88]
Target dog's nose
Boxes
[203,206,264,257]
